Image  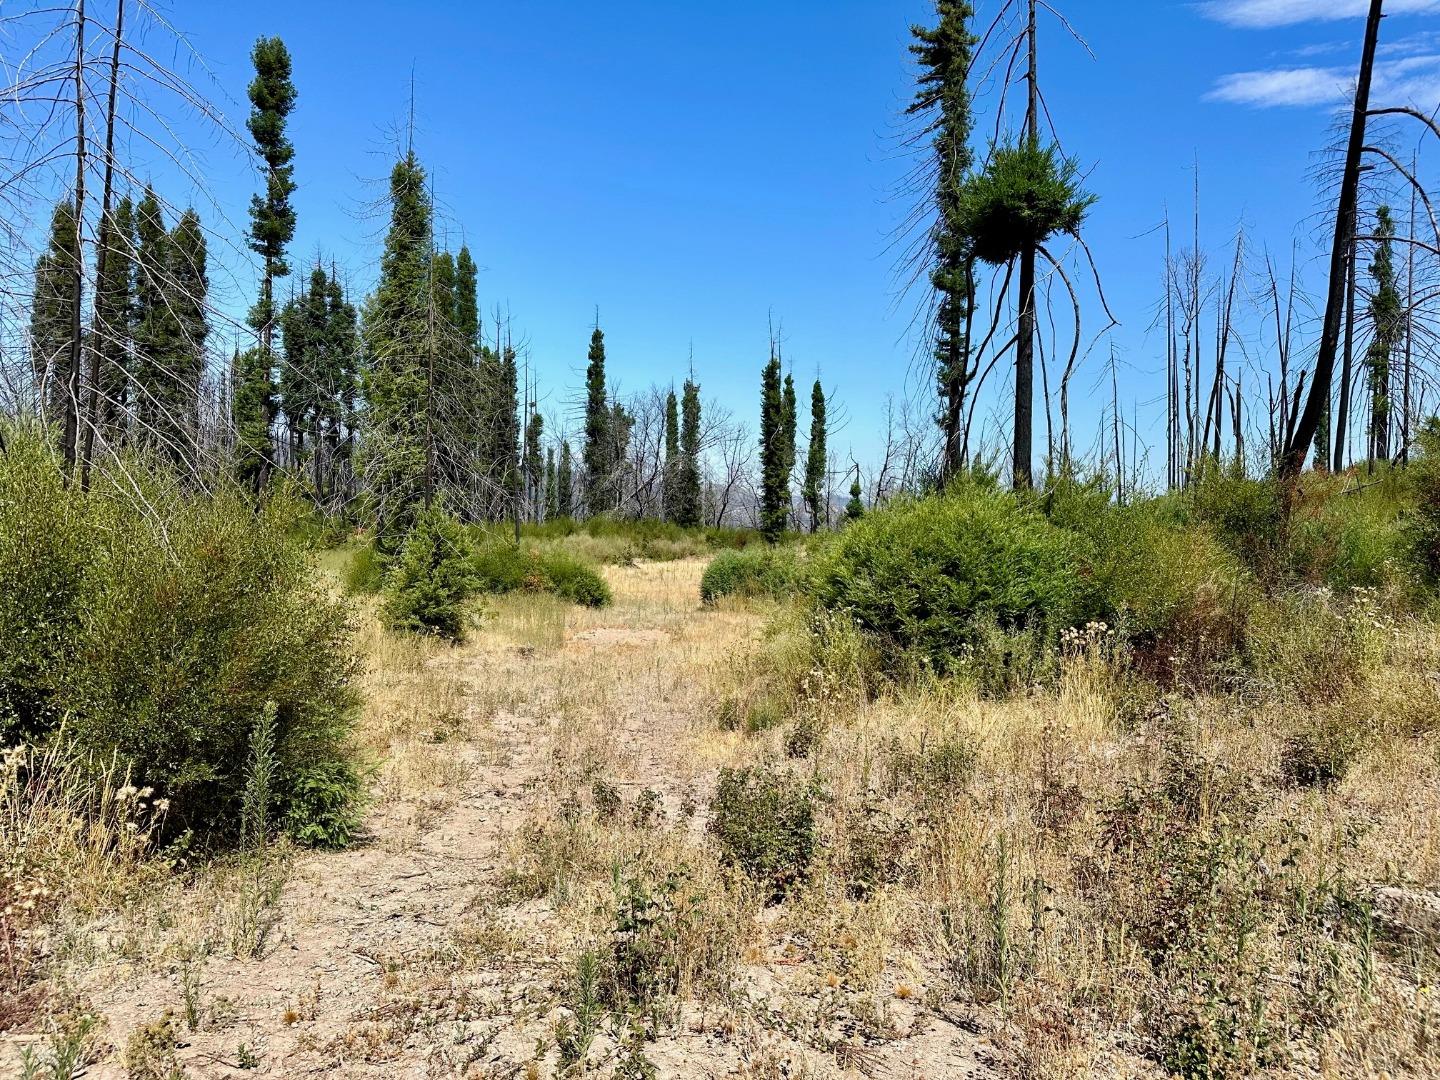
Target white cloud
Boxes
[1206,66,1349,106]
[1205,50,1440,107]
[1200,0,1440,29]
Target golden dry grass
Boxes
[9,549,1440,1078]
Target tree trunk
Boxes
[64,0,88,474]
[1283,0,1384,479]
[1013,0,1039,490]
[1333,243,1357,473]
[80,0,123,491]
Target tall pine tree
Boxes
[583,324,613,516]
[361,152,434,551]
[803,378,827,531]
[29,200,80,421]
[240,36,297,488]
[674,378,702,528]
[92,196,135,439]
[1368,206,1400,463]
[759,353,788,542]
[663,387,680,521]
[558,440,574,518]
[545,446,558,520]
[908,2,976,479]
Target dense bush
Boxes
[708,766,816,901]
[381,505,476,640]
[700,547,804,605]
[343,542,385,594]
[1189,464,1286,578]
[538,548,612,607]
[810,486,1101,672]
[1407,419,1440,584]
[470,538,611,607]
[0,430,361,843]
[519,515,765,564]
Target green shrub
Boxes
[1079,501,1252,678]
[343,542,385,594]
[283,759,365,847]
[1190,464,1285,578]
[381,506,476,641]
[811,487,1101,673]
[1411,418,1440,582]
[537,549,611,608]
[708,766,816,901]
[0,430,361,843]
[470,537,537,594]
[699,547,803,605]
[469,538,611,608]
[0,432,89,742]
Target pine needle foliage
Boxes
[957,141,1095,267]
[381,503,475,641]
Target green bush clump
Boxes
[1189,464,1286,578]
[343,542,385,594]
[708,766,816,901]
[1410,419,1440,582]
[381,505,476,641]
[811,486,1101,673]
[0,429,361,843]
[699,547,803,605]
[469,538,612,608]
[0,433,89,741]
[1289,477,1414,593]
[537,548,612,608]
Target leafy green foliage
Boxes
[0,429,360,842]
[468,537,611,608]
[699,547,804,605]
[708,766,816,901]
[1409,419,1440,583]
[803,378,827,531]
[539,549,612,608]
[812,485,1100,672]
[381,505,475,640]
[583,325,614,515]
[283,759,364,847]
[759,353,789,543]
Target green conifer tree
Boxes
[29,200,79,421]
[93,196,135,438]
[131,187,174,448]
[1368,206,1401,462]
[524,410,544,520]
[246,36,297,349]
[663,388,680,521]
[803,378,827,531]
[909,1,977,478]
[545,446,558,520]
[583,324,613,515]
[360,152,434,551]
[240,36,297,487]
[845,468,865,522]
[674,379,703,528]
[759,354,788,542]
[558,440,574,517]
[167,208,210,458]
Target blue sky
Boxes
[121,0,1440,470]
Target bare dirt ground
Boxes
[11,559,1001,1079]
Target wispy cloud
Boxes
[1205,48,1440,107]
[1207,66,1348,106]
[1200,0,1440,29]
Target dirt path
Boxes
[18,560,998,1079]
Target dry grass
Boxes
[11,547,1440,1078]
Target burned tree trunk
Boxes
[1282,0,1384,479]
